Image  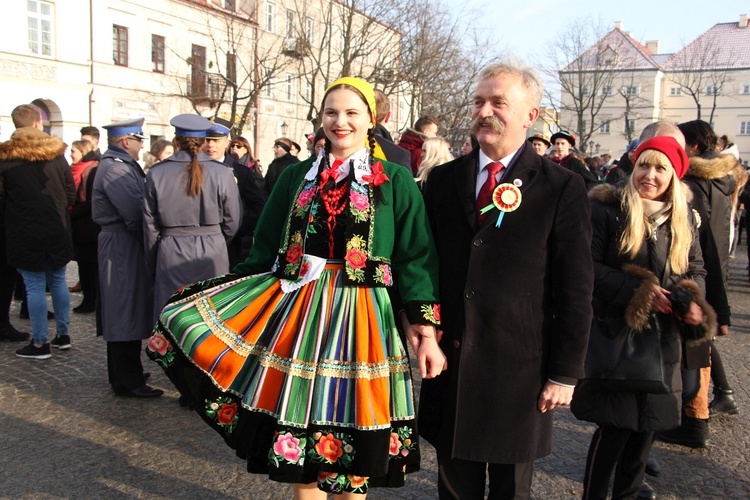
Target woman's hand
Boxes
[680,301,705,326]
[650,284,673,314]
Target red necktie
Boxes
[477,161,504,224]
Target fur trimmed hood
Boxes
[0,127,67,163]
[687,153,742,183]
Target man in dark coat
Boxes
[0,104,75,359]
[373,90,412,168]
[92,117,162,398]
[264,137,298,194]
[80,126,102,160]
[204,119,266,268]
[657,120,744,447]
[420,61,594,498]
[606,138,638,185]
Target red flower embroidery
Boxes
[147,333,170,356]
[345,248,367,269]
[315,433,344,463]
[299,261,309,277]
[432,304,441,322]
[362,162,389,186]
[286,244,303,264]
[217,402,238,425]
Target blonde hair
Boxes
[619,149,692,275]
[71,139,94,157]
[416,137,453,184]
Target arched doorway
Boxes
[31,99,62,137]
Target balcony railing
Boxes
[187,72,224,100]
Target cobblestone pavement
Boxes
[2,251,750,499]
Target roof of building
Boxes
[561,28,662,73]
[664,19,750,70]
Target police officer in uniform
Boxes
[92,117,162,398]
[203,118,266,268]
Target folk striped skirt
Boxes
[146,264,420,494]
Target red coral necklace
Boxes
[319,159,348,258]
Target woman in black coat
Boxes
[571,137,715,499]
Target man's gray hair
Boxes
[639,120,686,148]
[478,57,543,107]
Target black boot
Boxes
[645,455,661,477]
[709,388,739,417]
[637,480,656,500]
[656,416,709,448]
[0,322,30,341]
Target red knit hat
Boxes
[633,136,689,179]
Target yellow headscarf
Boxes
[324,77,385,161]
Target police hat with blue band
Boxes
[170,114,212,137]
[206,117,232,138]
[103,117,146,139]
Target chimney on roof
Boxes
[740,14,748,28]
[646,40,659,54]
[615,21,623,30]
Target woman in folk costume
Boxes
[571,137,715,499]
[146,77,446,497]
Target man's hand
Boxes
[537,381,574,413]
[399,311,446,378]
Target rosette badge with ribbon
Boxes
[479,183,522,227]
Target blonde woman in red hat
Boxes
[147,77,445,498]
[571,136,716,499]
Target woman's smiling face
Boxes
[322,87,372,159]
[634,155,672,201]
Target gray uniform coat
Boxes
[143,151,241,322]
[92,147,154,342]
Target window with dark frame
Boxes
[152,34,165,73]
[190,44,207,96]
[113,25,128,66]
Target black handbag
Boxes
[583,315,670,394]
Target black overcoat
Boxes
[420,144,594,464]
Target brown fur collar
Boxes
[0,127,66,162]
[588,183,620,204]
[622,263,716,341]
[687,154,741,182]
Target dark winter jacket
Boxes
[683,151,744,283]
[571,184,713,432]
[396,128,427,175]
[0,127,75,271]
[69,155,100,262]
[606,151,634,185]
[553,154,599,190]
[264,153,299,194]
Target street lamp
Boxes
[281,121,288,136]
[595,143,601,154]
[588,140,595,153]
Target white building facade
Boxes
[1,0,407,167]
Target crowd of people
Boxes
[0,57,746,499]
